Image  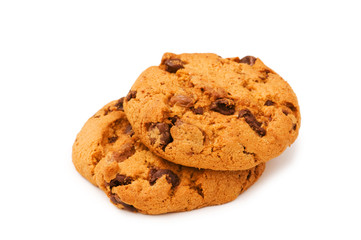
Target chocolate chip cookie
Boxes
[73,100,265,214]
[72,98,126,185]
[123,53,300,170]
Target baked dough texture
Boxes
[124,53,300,170]
[72,100,265,214]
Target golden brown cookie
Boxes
[123,53,300,170]
[72,100,265,214]
[72,98,126,185]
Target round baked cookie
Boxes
[72,99,127,185]
[73,100,265,215]
[123,53,300,170]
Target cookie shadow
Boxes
[260,142,299,181]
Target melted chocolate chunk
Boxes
[191,107,204,115]
[164,58,184,73]
[246,171,252,180]
[109,194,137,212]
[119,201,137,212]
[149,123,173,148]
[108,136,118,143]
[191,184,204,198]
[112,144,136,162]
[264,100,275,106]
[210,98,235,115]
[104,107,112,116]
[108,174,133,188]
[238,109,266,137]
[126,90,137,101]
[259,69,271,82]
[238,56,257,66]
[168,116,180,125]
[124,124,135,136]
[284,102,297,112]
[169,95,193,107]
[115,97,125,111]
[149,168,180,188]
[282,109,289,116]
[110,193,121,204]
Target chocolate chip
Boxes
[126,90,137,101]
[239,109,261,127]
[108,174,133,188]
[264,100,275,106]
[108,136,118,143]
[124,124,135,136]
[191,107,204,115]
[164,58,184,73]
[115,97,125,111]
[191,184,204,198]
[112,143,136,162]
[110,193,121,204]
[260,69,271,80]
[104,107,112,116]
[246,171,252,180]
[238,56,257,66]
[282,110,289,116]
[158,126,172,146]
[169,95,193,107]
[284,102,297,112]
[293,124,297,130]
[149,123,173,148]
[109,194,137,212]
[119,201,137,212]
[238,109,266,137]
[168,116,180,125]
[149,168,180,188]
[210,98,235,115]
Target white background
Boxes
[1,0,360,239]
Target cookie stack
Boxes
[72,53,300,215]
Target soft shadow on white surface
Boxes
[125,142,301,219]
[259,141,299,182]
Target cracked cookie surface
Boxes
[73,100,265,214]
[123,53,300,170]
